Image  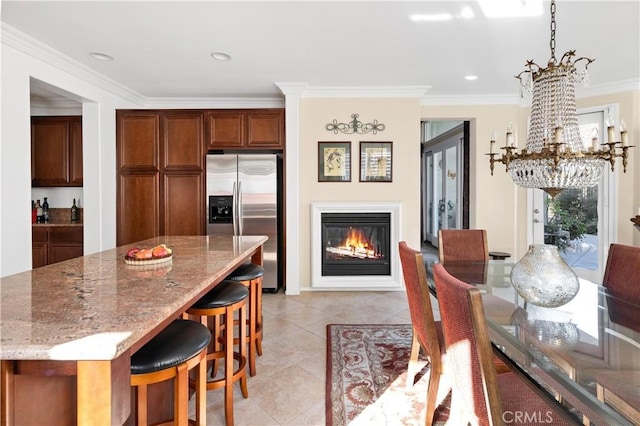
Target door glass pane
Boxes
[444,145,459,229]
[433,151,443,237]
[425,152,434,241]
[543,111,603,272]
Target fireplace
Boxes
[311,202,402,290]
[321,212,390,276]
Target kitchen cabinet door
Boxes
[161,112,204,170]
[32,227,49,268]
[117,112,160,170]
[31,117,70,186]
[247,110,284,148]
[205,111,245,150]
[69,117,83,186]
[116,111,161,246]
[162,173,204,236]
[49,245,84,265]
[117,174,160,246]
[31,116,83,187]
[32,243,48,268]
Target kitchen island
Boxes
[1,235,267,425]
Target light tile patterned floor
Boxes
[196,244,440,425]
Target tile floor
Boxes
[196,244,440,425]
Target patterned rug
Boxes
[326,324,449,426]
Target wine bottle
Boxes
[36,200,43,223]
[42,197,49,223]
[71,199,79,223]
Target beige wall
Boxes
[575,90,640,247]
[420,104,524,256]
[297,98,421,290]
[421,89,640,260]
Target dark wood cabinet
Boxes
[205,109,284,150]
[247,110,284,148]
[31,116,83,187]
[32,227,48,268]
[32,226,83,268]
[205,111,245,149]
[116,112,160,246]
[69,117,83,185]
[117,108,283,246]
[117,111,204,246]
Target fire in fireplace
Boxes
[321,212,391,276]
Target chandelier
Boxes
[487,0,632,197]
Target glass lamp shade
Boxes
[510,244,580,308]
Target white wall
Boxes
[1,34,139,277]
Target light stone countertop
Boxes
[0,235,267,361]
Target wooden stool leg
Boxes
[136,385,147,426]
[175,363,188,426]
[247,280,257,377]
[211,314,221,378]
[239,303,249,398]
[255,278,263,356]
[195,350,207,426]
[223,306,234,426]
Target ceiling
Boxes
[2,1,639,102]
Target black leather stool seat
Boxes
[226,263,264,281]
[191,280,249,310]
[131,319,211,375]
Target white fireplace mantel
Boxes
[311,202,402,290]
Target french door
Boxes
[529,106,616,282]
[422,126,463,247]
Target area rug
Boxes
[326,323,449,426]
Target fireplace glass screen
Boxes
[321,212,391,276]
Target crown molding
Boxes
[577,78,640,99]
[274,82,309,96]
[142,97,284,109]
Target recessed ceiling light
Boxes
[211,52,232,61]
[459,6,474,19]
[465,75,478,81]
[90,52,114,61]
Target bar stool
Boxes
[186,280,249,426]
[225,263,264,377]
[130,319,211,426]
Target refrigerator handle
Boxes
[232,181,238,236]
[238,180,243,236]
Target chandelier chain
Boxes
[550,0,556,62]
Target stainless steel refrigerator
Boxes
[206,154,282,292]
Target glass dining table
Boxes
[430,260,640,426]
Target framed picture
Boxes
[318,142,351,182]
[360,141,392,182]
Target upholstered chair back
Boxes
[438,229,489,262]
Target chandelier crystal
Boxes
[488,0,632,197]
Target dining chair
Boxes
[398,241,445,425]
[603,243,640,299]
[398,242,511,425]
[433,263,573,425]
[438,229,489,262]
